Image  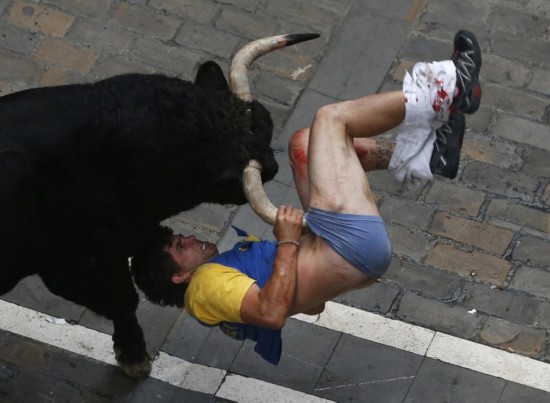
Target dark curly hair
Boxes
[130,225,188,308]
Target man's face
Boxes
[166,234,218,282]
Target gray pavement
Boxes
[1,0,550,402]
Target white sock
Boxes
[389,60,456,191]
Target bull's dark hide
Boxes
[0,61,278,377]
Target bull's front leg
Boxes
[40,257,152,378]
[112,311,152,378]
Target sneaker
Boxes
[430,111,466,179]
[451,30,482,114]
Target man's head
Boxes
[131,226,218,307]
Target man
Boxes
[131,30,482,364]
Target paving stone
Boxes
[176,203,234,233]
[310,4,409,99]
[425,181,486,217]
[493,32,550,68]
[400,35,453,65]
[425,243,511,285]
[513,235,550,267]
[264,0,346,31]
[254,74,304,107]
[34,37,98,74]
[522,147,550,178]
[131,37,201,77]
[379,196,434,229]
[0,50,43,86]
[110,3,181,41]
[543,184,550,208]
[386,223,432,263]
[480,317,546,357]
[129,377,214,403]
[91,56,155,78]
[406,358,506,403]
[8,0,74,37]
[462,282,539,324]
[0,22,43,55]
[67,19,134,54]
[162,312,243,370]
[316,334,422,403]
[490,3,550,39]
[487,199,550,235]
[484,83,548,121]
[45,0,114,19]
[482,53,530,89]
[384,258,464,301]
[0,332,48,370]
[462,132,521,170]
[464,105,493,133]
[232,319,340,394]
[334,280,399,315]
[212,0,260,12]
[423,0,492,27]
[396,293,481,338]
[215,8,277,40]
[429,212,514,255]
[461,161,539,203]
[538,302,550,329]
[174,22,240,59]
[527,67,550,96]
[500,381,550,403]
[150,0,218,25]
[494,113,550,152]
[510,266,550,300]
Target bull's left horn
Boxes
[229,33,320,102]
[243,160,307,228]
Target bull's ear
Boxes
[195,61,230,97]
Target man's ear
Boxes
[171,271,191,284]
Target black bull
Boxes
[0,34,317,378]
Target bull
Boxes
[0,33,318,378]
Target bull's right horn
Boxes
[229,33,320,102]
[243,160,307,228]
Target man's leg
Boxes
[294,90,405,215]
[289,129,393,210]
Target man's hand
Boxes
[273,205,304,245]
[240,205,303,329]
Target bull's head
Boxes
[235,35,319,227]
[194,33,319,208]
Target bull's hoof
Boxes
[114,348,152,378]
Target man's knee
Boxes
[288,128,309,171]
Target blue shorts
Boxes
[304,207,392,278]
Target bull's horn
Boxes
[243,160,307,228]
[229,33,320,102]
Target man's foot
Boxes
[451,30,482,114]
[430,111,466,179]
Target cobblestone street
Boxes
[1,0,549,401]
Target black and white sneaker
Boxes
[451,30,482,114]
[430,111,466,179]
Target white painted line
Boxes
[0,300,328,401]
[217,374,334,403]
[151,352,225,394]
[427,333,550,393]
[293,301,435,355]
[293,301,550,393]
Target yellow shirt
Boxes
[184,263,256,325]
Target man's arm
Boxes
[239,205,303,329]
